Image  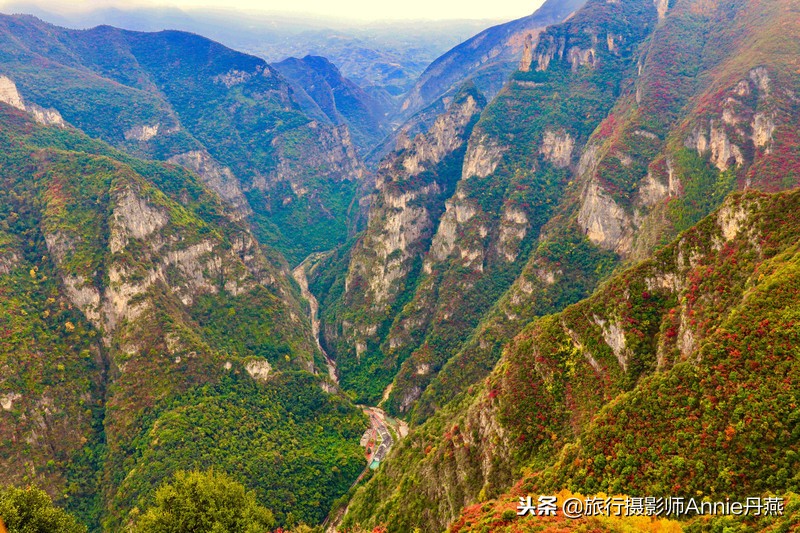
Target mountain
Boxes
[397,0,588,121]
[311,84,485,402]
[363,0,585,167]
[1,3,497,101]
[0,102,365,530]
[331,0,800,529]
[0,14,366,264]
[317,0,655,411]
[274,55,392,154]
[344,187,800,532]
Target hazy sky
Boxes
[9,0,548,21]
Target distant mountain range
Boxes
[0,3,498,96]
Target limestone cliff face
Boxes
[540,129,575,168]
[322,89,484,402]
[43,173,291,355]
[462,133,506,179]
[124,124,160,142]
[683,66,779,178]
[0,75,66,127]
[577,178,633,254]
[577,45,789,260]
[168,150,253,220]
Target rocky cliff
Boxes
[339,0,800,530]
[315,86,484,403]
[0,105,365,530]
[0,15,367,264]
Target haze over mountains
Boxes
[0,0,799,531]
[1,2,500,100]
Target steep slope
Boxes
[0,104,366,530]
[397,0,587,122]
[409,0,800,423]
[342,187,800,532]
[274,55,392,154]
[312,86,484,402]
[375,0,657,417]
[0,15,366,263]
[338,0,800,530]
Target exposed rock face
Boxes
[749,66,771,95]
[0,248,18,275]
[709,121,744,171]
[323,89,484,401]
[426,191,479,266]
[0,75,65,127]
[0,392,21,411]
[684,66,779,176]
[112,187,169,244]
[399,96,481,176]
[168,150,252,218]
[342,0,800,529]
[462,133,505,179]
[540,129,575,168]
[637,171,669,206]
[578,180,632,254]
[593,315,630,371]
[44,179,273,345]
[26,103,65,126]
[212,65,269,88]
[519,33,535,72]
[245,360,272,381]
[0,75,25,110]
[654,0,669,20]
[567,46,596,70]
[497,206,529,262]
[752,113,775,151]
[717,201,750,242]
[124,124,160,142]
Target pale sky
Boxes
[9,0,548,21]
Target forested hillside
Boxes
[0,104,366,530]
[0,15,367,263]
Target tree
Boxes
[132,471,275,533]
[0,485,87,533]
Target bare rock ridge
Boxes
[168,150,253,220]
